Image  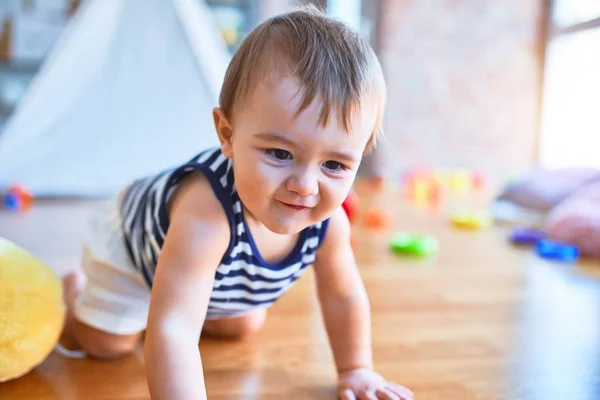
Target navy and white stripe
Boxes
[120,148,330,320]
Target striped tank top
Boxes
[119,148,330,319]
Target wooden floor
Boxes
[2,182,600,399]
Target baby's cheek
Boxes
[321,181,348,211]
[235,162,259,196]
[252,172,271,196]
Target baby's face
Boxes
[223,76,377,235]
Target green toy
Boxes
[389,232,438,257]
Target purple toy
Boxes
[510,227,546,245]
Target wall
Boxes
[377,0,544,180]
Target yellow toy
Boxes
[412,178,431,205]
[0,237,65,382]
[451,209,493,229]
[449,168,472,194]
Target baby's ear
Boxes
[213,108,234,158]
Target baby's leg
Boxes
[61,270,143,360]
[59,195,150,359]
[202,309,267,339]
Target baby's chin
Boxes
[262,217,312,236]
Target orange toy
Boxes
[362,207,391,229]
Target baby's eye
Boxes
[323,160,345,172]
[266,148,292,161]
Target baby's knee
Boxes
[235,310,266,338]
[83,337,138,360]
[74,321,141,360]
[203,309,266,339]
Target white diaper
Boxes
[74,194,152,335]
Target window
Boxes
[552,0,600,27]
[538,1,600,169]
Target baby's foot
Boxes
[59,269,87,350]
[62,269,87,309]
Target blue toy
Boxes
[510,227,546,245]
[1,185,34,212]
[3,192,21,210]
[535,239,579,262]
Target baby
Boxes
[61,6,413,400]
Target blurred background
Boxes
[0,0,597,196]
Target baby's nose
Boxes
[286,168,319,196]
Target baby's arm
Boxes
[144,175,230,400]
[314,207,413,400]
[314,207,373,372]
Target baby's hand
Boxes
[338,368,414,400]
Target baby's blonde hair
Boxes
[218,5,387,152]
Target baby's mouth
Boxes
[279,201,309,211]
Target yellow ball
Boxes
[0,237,65,382]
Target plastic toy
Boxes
[0,236,65,382]
[451,209,493,229]
[389,232,438,257]
[412,179,430,203]
[471,172,486,190]
[450,169,471,194]
[341,189,359,223]
[510,227,546,245]
[403,167,486,208]
[403,173,443,209]
[362,207,391,229]
[3,192,21,210]
[2,185,34,212]
[535,239,579,262]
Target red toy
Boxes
[342,189,360,223]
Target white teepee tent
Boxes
[0,0,231,196]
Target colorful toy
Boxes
[535,239,579,262]
[362,207,391,229]
[0,237,65,382]
[471,172,486,190]
[451,209,493,229]
[341,189,360,223]
[403,167,485,208]
[389,232,438,257]
[510,227,546,245]
[2,185,34,212]
[413,178,440,206]
[449,168,472,194]
[403,172,443,209]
